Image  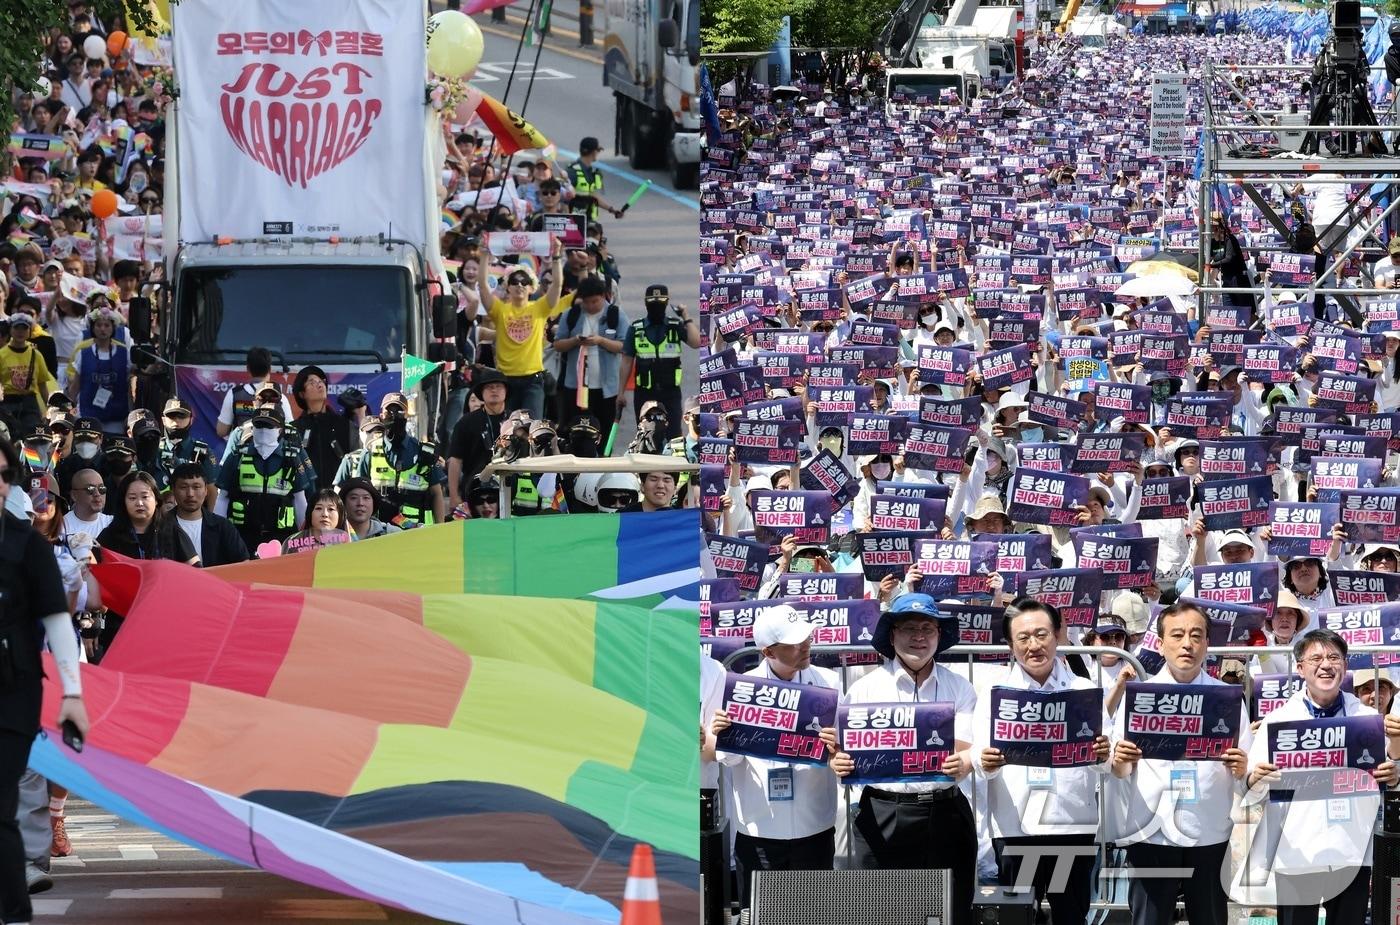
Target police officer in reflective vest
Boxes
[347,392,448,527]
[567,137,621,222]
[618,284,700,442]
[213,404,314,553]
[159,398,217,495]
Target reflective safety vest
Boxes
[368,441,436,525]
[629,319,683,390]
[667,435,691,492]
[569,160,603,219]
[510,472,544,515]
[228,450,297,532]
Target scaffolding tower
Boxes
[1196,59,1400,323]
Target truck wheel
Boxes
[667,145,698,189]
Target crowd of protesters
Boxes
[698,25,1400,925]
[0,3,703,920]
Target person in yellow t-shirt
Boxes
[0,314,58,434]
[477,237,571,419]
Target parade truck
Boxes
[145,0,456,450]
[602,0,703,188]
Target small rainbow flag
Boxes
[22,443,50,471]
[472,91,550,155]
[8,133,69,161]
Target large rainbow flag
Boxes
[30,513,701,924]
[212,509,700,608]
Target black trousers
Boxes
[0,727,36,924]
[994,833,1096,925]
[557,386,617,439]
[1124,840,1230,925]
[853,788,976,925]
[732,826,835,909]
[1275,865,1371,925]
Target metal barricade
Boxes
[709,641,1400,918]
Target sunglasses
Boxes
[81,484,107,495]
[507,276,532,287]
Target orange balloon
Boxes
[107,31,128,57]
[91,189,119,219]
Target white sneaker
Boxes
[25,862,53,894]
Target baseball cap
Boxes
[7,314,33,329]
[251,404,285,426]
[1353,667,1397,690]
[1094,614,1129,637]
[162,398,191,416]
[72,417,103,438]
[1110,593,1151,635]
[252,381,282,398]
[579,136,603,154]
[645,284,669,301]
[1218,529,1253,550]
[752,604,817,649]
[380,391,410,413]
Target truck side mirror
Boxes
[127,296,153,344]
[658,18,678,48]
[432,293,458,339]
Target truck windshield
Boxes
[174,265,411,365]
[888,73,964,104]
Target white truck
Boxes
[150,0,457,450]
[602,0,703,188]
[884,66,983,114]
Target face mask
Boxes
[166,424,190,440]
[645,299,668,322]
[75,441,99,459]
[870,462,892,480]
[1020,427,1045,443]
[819,436,843,456]
[1150,384,1172,403]
[532,436,555,456]
[107,456,133,475]
[384,413,407,440]
[570,434,599,457]
[129,172,148,193]
[252,428,280,454]
[920,312,939,328]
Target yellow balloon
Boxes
[426,10,484,80]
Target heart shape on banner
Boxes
[218,62,384,189]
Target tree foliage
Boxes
[0,0,157,134]
[791,0,902,52]
[700,0,789,84]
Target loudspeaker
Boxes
[700,792,729,925]
[971,885,1035,925]
[1371,830,1400,917]
[749,868,953,925]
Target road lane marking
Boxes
[117,845,159,861]
[106,887,224,899]
[31,898,73,916]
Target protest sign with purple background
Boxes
[1123,683,1243,761]
[914,539,999,598]
[1192,562,1279,616]
[1197,475,1273,531]
[1266,502,1340,557]
[902,424,972,473]
[1312,456,1383,505]
[1008,468,1090,526]
[1268,715,1386,801]
[733,419,802,466]
[800,450,859,509]
[838,702,958,784]
[1340,487,1400,543]
[718,672,838,766]
[990,687,1104,768]
[1013,568,1104,627]
[974,532,1055,573]
[1073,534,1158,589]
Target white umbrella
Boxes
[1114,274,1197,298]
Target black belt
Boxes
[865,786,961,804]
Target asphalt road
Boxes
[29,802,438,923]
[471,6,701,453]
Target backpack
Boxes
[563,301,620,337]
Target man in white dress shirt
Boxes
[975,597,1111,924]
[710,605,839,906]
[1108,601,1252,925]
[825,592,977,925]
[1245,628,1400,923]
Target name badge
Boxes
[1327,798,1352,824]
[92,387,112,409]
[1169,768,1197,804]
[768,767,794,802]
[1027,766,1053,789]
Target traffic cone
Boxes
[621,842,662,925]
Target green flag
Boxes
[401,353,442,392]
